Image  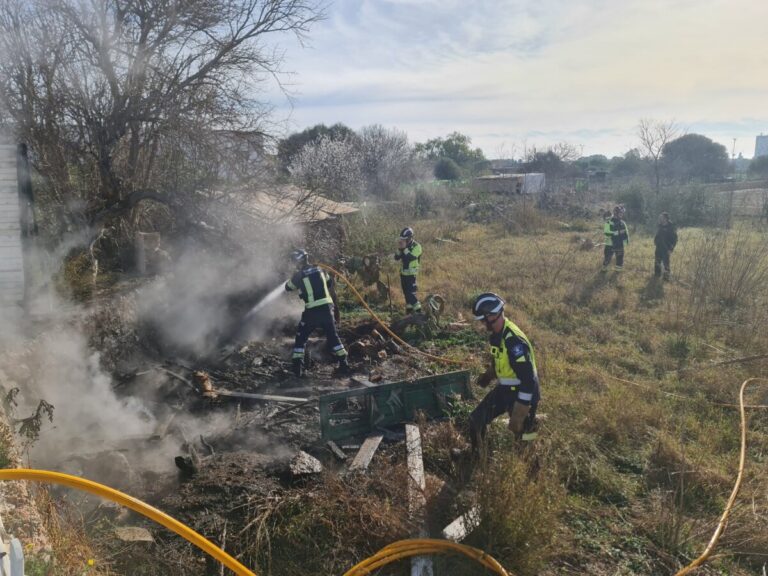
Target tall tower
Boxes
[756,134,768,158]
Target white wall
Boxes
[0,145,24,306]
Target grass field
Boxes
[337,205,768,575]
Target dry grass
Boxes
[344,206,768,575]
[243,466,417,576]
[33,488,113,576]
[466,452,565,576]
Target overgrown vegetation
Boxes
[332,196,768,575]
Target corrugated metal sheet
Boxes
[243,185,359,224]
[0,144,23,306]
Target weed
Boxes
[25,555,54,576]
[665,334,691,361]
[464,452,565,576]
[16,399,55,447]
[34,488,111,576]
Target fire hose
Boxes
[342,539,511,575]
[672,378,764,576]
[0,469,256,575]
[0,470,511,575]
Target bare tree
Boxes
[0,0,323,243]
[638,119,679,194]
[289,135,364,201]
[358,124,414,199]
[549,141,583,162]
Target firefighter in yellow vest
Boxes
[469,292,540,449]
[285,249,350,377]
[393,227,422,313]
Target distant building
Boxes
[474,173,546,194]
[756,135,768,158]
[489,159,520,175]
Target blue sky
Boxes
[269,0,768,158]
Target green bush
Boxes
[747,155,768,178]
[434,157,462,181]
[414,186,433,217]
[616,185,647,224]
[614,183,728,230]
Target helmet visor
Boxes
[473,295,504,320]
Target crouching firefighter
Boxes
[285,249,351,377]
[394,227,422,313]
[469,293,540,450]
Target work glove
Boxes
[508,402,531,437]
[394,252,401,261]
[475,369,494,388]
[333,305,341,324]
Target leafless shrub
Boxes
[684,227,768,321]
[289,135,364,201]
[358,124,416,199]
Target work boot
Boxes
[334,358,352,375]
[292,358,304,378]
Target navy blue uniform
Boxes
[286,266,347,362]
[470,319,540,447]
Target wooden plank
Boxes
[0,258,23,268]
[406,424,427,515]
[0,274,24,282]
[441,507,480,542]
[351,376,378,388]
[326,440,347,461]
[0,251,22,261]
[405,424,433,576]
[211,389,307,404]
[348,433,383,472]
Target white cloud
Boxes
[269,0,768,157]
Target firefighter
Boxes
[602,205,629,271]
[468,293,540,450]
[285,249,350,377]
[654,212,678,280]
[394,227,423,313]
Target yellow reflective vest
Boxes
[490,318,538,402]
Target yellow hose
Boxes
[0,469,256,576]
[342,538,512,576]
[319,263,472,367]
[672,378,765,575]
